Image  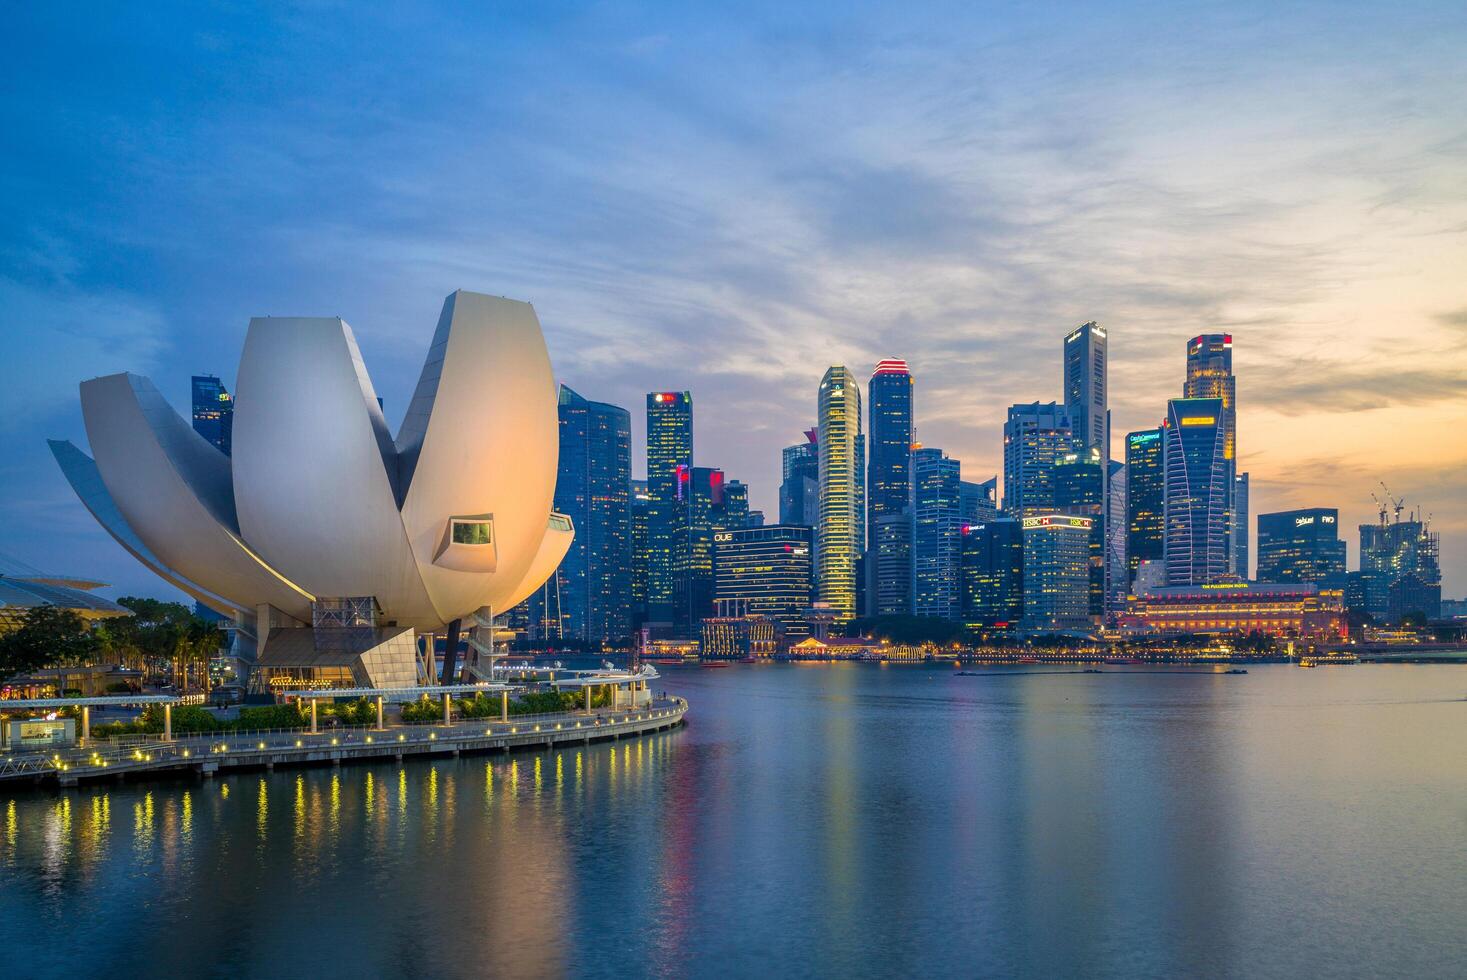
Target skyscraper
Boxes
[645,391,693,628]
[191,374,233,455]
[1233,472,1250,580]
[961,519,1024,631]
[1256,508,1346,586]
[817,366,863,623]
[1359,510,1441,622]
[868,358,913,620]
[1183,334,1242,578]
[1125,427,1165,588]
[630,479,651,625]
[1063,322,1108,457]
[871,513,913,616]
[713,524,814,638]
[1021,515,1094,632]
[867,358,913,544]
[779,431,820,526]
[959,478,998,525]
[723,479,752,529]
[1003,402,1076,516]
[681,466,745,631]
[1106,460,1127,613]
[1163,397,1229,586]
[910,447,962,620]
[528,385,631,643]
[1055,447,1106,618]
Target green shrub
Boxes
[235,703,307,730]
[331,698,378,726]
[399,697,445,724]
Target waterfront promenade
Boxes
[1,696,687,789]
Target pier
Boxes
[1,696,687,789]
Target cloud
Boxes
[0,275,169,429]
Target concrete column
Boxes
[310,699,319,735]
[500,690,508,722]
[585,686,592,711]
[164,703,173,741]
[442,692,451,725]
[375,695,385,731]
[81,705,90,741]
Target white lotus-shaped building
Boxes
[51,290,573,686]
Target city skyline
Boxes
[4,4,1467,599]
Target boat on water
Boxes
[700,661,732,669]
[649,658,687,666]
[1224,668,1248,674]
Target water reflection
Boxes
[1,667,1465,978]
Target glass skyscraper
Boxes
[1063,322,1108,457]
[1125,428,1165,588]
[1183,334,1247,579]
[528,385,631,643]
[1256,508,1346,586]
[1055,448,1106,618]
[645,391,692,628]
[1002,402,1076,516]
[910,446,961,620]
[1020,515,1094,631]
[868,358,913,616]
[630,479,651,625]
[191,374,233,455]
[817,366,863,623]
[959,478,998,525]
[712,524,814,637]
[1163,397,1229,586]
[961,518,1023,631]
[779,431,820,527]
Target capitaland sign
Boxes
[1129,431,1161,444]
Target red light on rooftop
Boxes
[872,358,910,377]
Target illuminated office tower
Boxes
[1063,322,1109,457]
[1055,447,1106,618]
[817,366,863,623]
[1106,461,1127,613]
[713,524,814,637]
[867,358,913,541]
[1002,402,1076,516]
[645,391,693,628]
[1163,397,1229,586]
[526,385,631,642]
[1183,334,1242,578]
[961,519,1024,631]
[1233,472,1250,580]
[779,431,820,526]
[871,512,913,615]
[1125,428,1165,588]
[191,374,233,455]
[868,359,913,616]
[1020,515,1094,631]
[630,479,651,624]
[681,466,727,630]
[723,479,752,529]
[1256,508,1346,586]
[959,477,998,524]
[911,447,962,620]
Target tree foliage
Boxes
[0,605,101,680]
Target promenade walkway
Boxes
[1,696,688,789]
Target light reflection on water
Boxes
[0,665,1464,978]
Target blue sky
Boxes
[3,1,1466,599]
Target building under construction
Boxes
[1356,486,1441,623]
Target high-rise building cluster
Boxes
[179,319,1443,650]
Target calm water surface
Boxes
[3,663,1465,978]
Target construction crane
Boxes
[1378,482,1404,524]
[1370,488,1388,526]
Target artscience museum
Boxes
[50,290,574,690]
